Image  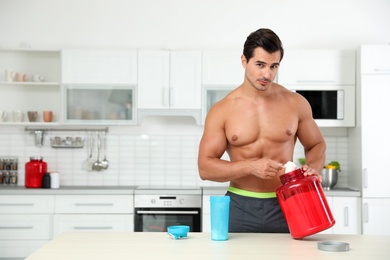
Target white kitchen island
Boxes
[26,232,390,260]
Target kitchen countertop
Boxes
[0,186,137,195]
[0,185,361,196]
[202,186,361,197]
[25,232,390,260]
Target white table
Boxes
[26,232,390,260]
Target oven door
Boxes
[134,207,201,232]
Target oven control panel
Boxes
[135,194,201,208]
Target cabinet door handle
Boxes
[0,203,35,207]
[343,206,349,227]
[364,203,369,223]
[162,88,169,107]
[0,226,33,230]
[73,226,113,230]
[169,88,174,107]
[363,168,368,189]
[74,203,114,207]
[296,80,337,84]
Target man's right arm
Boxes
[197,103,256,182]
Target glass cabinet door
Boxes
[202,88,232,124]
[64,85,136,124]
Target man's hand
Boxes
[301,165,322,182]
[249,159,284,179]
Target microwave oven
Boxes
[290,85,355,127]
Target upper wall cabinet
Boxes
[61,50,138,84]
[201,50,243,124]
[360,45,390,74]
[137,50,202,124]
[277,50,356,86]
[138,50,202,110]
[202,50,243,86]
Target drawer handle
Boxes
[74,226,113,230]
[296,80,337,84]
[343,206,349,227]
[0,226,33,230]
[0,203,35,206]
[74,203,114,207]
[137,210,199,215]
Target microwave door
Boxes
[295,90,344,120]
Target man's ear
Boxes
[241,54,247,68]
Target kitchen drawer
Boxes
[53,214,133,237]
[55,195,133,214]
[0,240,49,259]
[0,195,55,214]
[0,214,52,239]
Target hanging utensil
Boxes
[84,132,95,171]
[82,132,94,171]
[92,132,103,171]
[101,131,109,170]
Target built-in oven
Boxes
[134,187,202,232]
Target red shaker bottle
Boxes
[276,168,335,239]
[25,156,47,188]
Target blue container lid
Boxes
[167,225,190,240]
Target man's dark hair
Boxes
[243,28,284,62]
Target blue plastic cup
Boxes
[210,196,230,241]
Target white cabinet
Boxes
[348,45,390,235]
[277,50,356,85]
[360,45,390,74]
[0,195,54,258]
[137,50,202,110]
[331,197,361,234]
[360,75,390,197]
[277,49,356,128]
[62,50,138,124]
[64,85,136,124]
[53,214,133,236]
[0,49,61,124]
[362,198,390,235]
[62,49,138,84]
[54,195,133,213]
[201,50,242,124]
[53,195,133,237]
[202,50,243,86]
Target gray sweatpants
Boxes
[226,191,290,233]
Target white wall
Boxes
[0,0,389,50]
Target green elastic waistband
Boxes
[228,186,276,199]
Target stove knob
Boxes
[180,199,185,204]
[151,199,156,204]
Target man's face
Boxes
[241,47,281,92]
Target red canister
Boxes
[276,168,335,239]
[25,156,47,188]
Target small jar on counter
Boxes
[10,171,17,185]
[42,172,51,188]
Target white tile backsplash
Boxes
[0,125,349,188]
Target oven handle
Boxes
[136,210,199,215]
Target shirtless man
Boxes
[198,28,326,233]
